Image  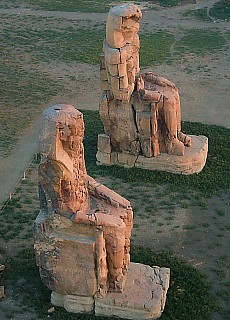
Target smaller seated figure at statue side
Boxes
[38,104,132,293]
[99,3,191,157]
[135,72,192,156]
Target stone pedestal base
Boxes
[95,262,170,320]
[51,262,170,320]
[51,292,94,313]
[97,135,208,175]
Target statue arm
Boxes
[136,74,161,102]
[86,175,131,209]
[156,76,177,90]
[141,72,177,90]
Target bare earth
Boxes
[0,0,229,203]
[0,0,229,319]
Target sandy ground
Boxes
[0,0,229,206]
[0,0,229,127]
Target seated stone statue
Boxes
[99,3,191,158]
[35,105,170,318]
[37,104,132,295]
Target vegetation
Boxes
[183,8,213,22]
[0,62,61,156]
[0,0,116,12]
[156,0,179,7]
[183,0,230,22]
[140,31,174,66]
[1,24,105,65]
[1,17,105,156]
[0,0,182,11]
[176,29,226,56]
[209,0,230,21]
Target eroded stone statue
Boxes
[37,104,132,294]
[34,104,170,319]
[97,3,208,174]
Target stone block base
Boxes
[95,263,170,320]
[51,292,94,313]
[51,263,170,320]
[96,135,208,175]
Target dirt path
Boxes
[0,121,39,205]
[1,1,229,126]
[0,0,229,205]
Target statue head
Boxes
[40,105,85,171]
[56,106,84,159]
[106,3,142,48]
[39,104,89,214]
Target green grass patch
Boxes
[2,26,105,65]
[0,194,37,240]
[139,31,174,66]
[176,29,226,56]
[0,62,62,156]
[2,22,173,67]
[2,17,107,156]
[183,8,213,22]
[209,0,230,21]
[82,110,230,194]
[156,0,179,7]
[1,0,183,11]
[3,0,118,12]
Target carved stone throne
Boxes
[34,104,170,319]
[97,3,208,175]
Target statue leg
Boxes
[75,211,126,292]
[163,94,185,156]
[174,90,181,132]
[178,131,192,147]
[174,90,192,147]
[103,221,126,292]
[88,213,126,292]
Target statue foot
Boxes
[178,132,192,147]
[168,139,185,156]
[108,276,125,293]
